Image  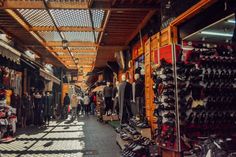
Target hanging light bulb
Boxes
[62,39,68,50]
[75,58,79,64]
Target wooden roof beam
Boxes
[170,0,217,27]
[98,10,111,45]
[59,55,96,58]
[45,41,98,47]
[125,10,156,45]
[31,26,103,32]
[50,49,97,53]
[1,0,159,10]
[1,1,88,9]
[4,9,69,68]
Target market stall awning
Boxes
[39,68,61,85]
[0,40,21,64]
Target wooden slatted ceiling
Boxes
[94,0,160,68]
[0,10,64,67]
[0,0,160,70]
[101,10,149,46]
[113,0,159,5]
[95,8,157,67]
[1,0,159,10]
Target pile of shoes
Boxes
[183,136,236,157]
[121,134,155,157]
[118,124,141,141]
[129,117,150,128]
[117,123,155,157]
[152,59,176,148]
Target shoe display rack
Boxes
[177,44,236,153]
[152,44,180,152]
[151,43,236,155]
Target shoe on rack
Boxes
[157,116,163,125]
[165,105,175,111]
[158,83,165,95]
[164,121,175,127]
[163,68,173,74]
[136,122,149,128]
[153,77,163,84]
[132,145,144,151]
[115,127,121,133]
[153,97,162,104]
[190,68,203,76]
[130,129,140,136]
[163,90,174,96]
[178,82,186,88]
[163,76,174,82]
[164,97,175,103]
[164,112,175,119]
[153,108,161,117]
[164,83,175,89]
[121,123,128,128]
[141,137,151,146]
[121,134,131,141]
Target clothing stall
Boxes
[0,40,21,142]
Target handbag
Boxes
[68,105,71,113]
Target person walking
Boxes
[63,93,70,119]
[71,94,78,120]
[80,95,85,115]
[21,92,31,128]
[43,91,53,126]
[84,94,90,116]
[34,91,43,126]
[77,94,82,116]
[90,92,96,115]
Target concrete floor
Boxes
[0,116,121,157]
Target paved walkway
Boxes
[0,116,121,157]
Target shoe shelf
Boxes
[151,43,236,155]
[152,44,179,152]
[177,44,236,152]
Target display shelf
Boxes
[102,115,119,122]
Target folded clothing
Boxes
[0,118,8,125]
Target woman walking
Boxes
[90,92,96,115]
[84,94,90,116]
[71,94,78,120]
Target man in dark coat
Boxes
[63,93,70,118]
[34,91,43,126]
[43,91,53,126]
[118,80,133,124]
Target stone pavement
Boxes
[0,116,121,157]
